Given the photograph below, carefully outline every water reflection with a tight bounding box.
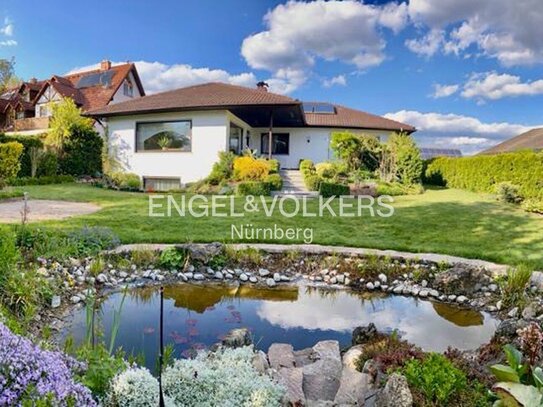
[63,283,498,370]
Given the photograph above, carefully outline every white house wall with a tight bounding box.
[111,71,143,104]
[106,110,229,184]
[249,127,393,169]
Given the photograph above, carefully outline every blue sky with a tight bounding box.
[1,0,543,154]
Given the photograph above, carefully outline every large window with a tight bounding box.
[123,80,134,97]
[229,123,242,154]
[136,121,192,152]
[261,133,289,155]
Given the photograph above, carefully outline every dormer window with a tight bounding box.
[123,79,134,97]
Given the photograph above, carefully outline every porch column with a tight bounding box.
[268,110,274,159]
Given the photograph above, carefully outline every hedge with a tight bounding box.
[0,134,43,177]
[0,142,24,180]
[265,174,283,191]
[6,175,74,186]
[425,151,543,199]
[319,182,350,197]
[236,181,271,196]
[59,126,103,177]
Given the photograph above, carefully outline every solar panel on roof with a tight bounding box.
[76,71,115,88]
[420,147,462,160]
[302,102,335,114]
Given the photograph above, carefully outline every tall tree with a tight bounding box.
[0,58,17,93]
[46,98,94,152]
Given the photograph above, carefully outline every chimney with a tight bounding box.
[100,60,112,71]
[256,81,269,92]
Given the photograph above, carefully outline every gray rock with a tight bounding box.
[214,271,224,280]
[275,367,305,406]
[522,302,539,319]
[184,272,193,279]
[193,273,205,281]
[268,343,296,369]
[178,273,188,282]
[239,273,249,282]
[334,368,372,406]
[489,283,498,292]
[352,324,378,345]
[330,276,338,284]
[266,278,276,287]
[376,373,413,407]
[337,274,345,284]
[393,286,403,294]
[366,282,375,290]
[531,271,543,290]
[281,275,291,282]
[51,295,61,308]
[206,267,215,275]
[508,307,519,318]
[313,340,341,361]
[96,273,108,283]
[221,328,252,348]
[118,271,128,279]
[344,277,351,286]
[70,295,81,304]
[259,268,270,277]
[302,356,342,401]
[496,318,529,338]
[457,295,468,304]
[273,272,281,282]
[342,345,364,371]
[252,350,270,374]
[434,265,488,295]
[378,273,387,283]
[421,279,428,287]
[429,289,439,297]
[293,347,316,367]
[249,276,258,283]
[448,295,457,301]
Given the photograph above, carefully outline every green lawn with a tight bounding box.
[3,183,543,268]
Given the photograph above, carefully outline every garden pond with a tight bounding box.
[62,283,499,370]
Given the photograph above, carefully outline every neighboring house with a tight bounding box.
[480,128,543,155]
[86,82,415,189]
[420,147,462,160]
[0,60,145,135]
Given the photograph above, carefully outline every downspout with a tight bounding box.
[268,110,274,159]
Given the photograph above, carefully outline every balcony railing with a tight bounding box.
[13,117,50,132]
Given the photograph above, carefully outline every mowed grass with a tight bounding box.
[3,183,543,268]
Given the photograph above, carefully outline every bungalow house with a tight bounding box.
[86,82,415,189]
[480,128,543,154]
[0,60,145,135]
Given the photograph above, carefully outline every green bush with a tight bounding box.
[0,141,24,181]
[59,125,103,177]
[426,150,543,199]
[376,181,424,196]
[0,134,43,177]
[37,151,59,177]
[108,172,141,191]
[496,181,523,204]
[265,173,283,191]
[387,132,423,185]
[330,132,382,172]
[315,162,335,179]
[267,159,280,174]
[68,227,120,257]
[304,174,321,191]
[207,151,236,185]
[299,159,314,176]
[159,247,188,269]
[7,175,74,186]
[319,181,350,197]
[402,353,467,405]
[236,181,271,196]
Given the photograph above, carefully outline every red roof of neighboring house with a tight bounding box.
[480,128,543,154]
[86,82,414,132]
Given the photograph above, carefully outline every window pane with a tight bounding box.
[261,133,289,155]
[143,177,181,191]
[136,121,192,152]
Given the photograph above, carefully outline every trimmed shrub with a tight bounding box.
[315,162,335,179]
[0,134,43,177]
[319,181,350,197]
[387,132,423,185]
[265,173,283,191]
[236,181,271,196]
[267,159,280,174]
[207,151,236,185]
[425,151,543,199]
[233,156,270,180]
[7,175,74,186]
[299,159,314,176]
[0,141,23,181]
[495,181,523,204]
[108,172,142,191]
[304,174,321,191]
[59,125,103,177]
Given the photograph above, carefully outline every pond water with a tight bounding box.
[63,284,499,371]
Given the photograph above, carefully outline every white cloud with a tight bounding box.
[406,0,543,65]
[322,74,347,88]
[384,110,541,154]
[461,72,543,101]
[405,29,444,57]
[1,18,13,36]
[241,0,408,83]
[431,83,459,98]
[0,39,16,47]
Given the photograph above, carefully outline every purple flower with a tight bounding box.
[0,323,96,406]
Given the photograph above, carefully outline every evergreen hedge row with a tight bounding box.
[425,151,543,199]
[0,134,44,177]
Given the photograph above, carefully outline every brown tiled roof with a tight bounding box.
[305,103,415,132]
[33,63,145,112]
[480,128,543,154]
[86,82,299,116]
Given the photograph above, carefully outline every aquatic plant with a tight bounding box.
[499,264,533,308]
[0,322,95,406]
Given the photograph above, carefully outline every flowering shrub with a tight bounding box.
[162,346,284,407]
[0,322,95,406]
[106,367,161,407]
[233,156,270,181]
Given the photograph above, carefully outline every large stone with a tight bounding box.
[221,328,252,348]
[252,350,270,374]
[275,367,305,406]
[268,343,296,369]
[531,271,543,290]
[294,347,316,367]
[434,265,487,295]
[342,345,364,371]
[352,323,378,345]
[300,340,343,401]
[334,368,372,405]
[376,373,413,407]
